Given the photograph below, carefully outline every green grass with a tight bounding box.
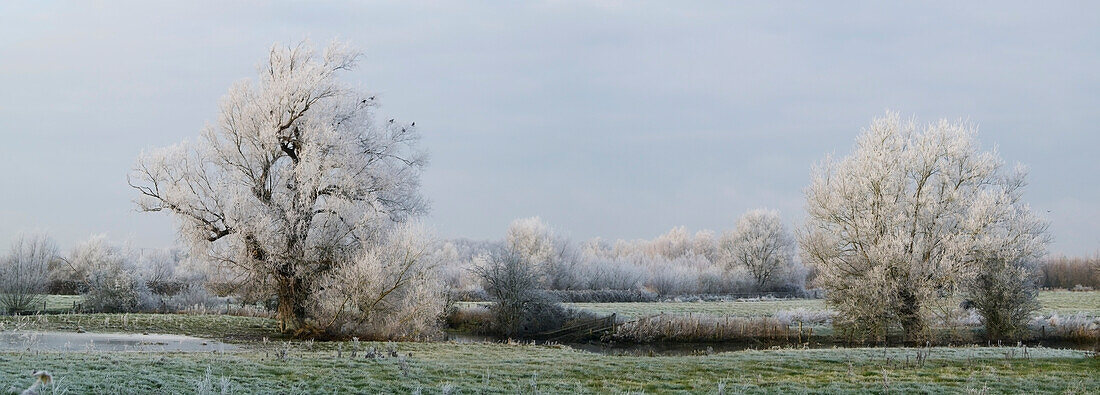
[564,291,1100,319]
[42,295,82,313]
[1036,291,1100,316]
[0,342,1095,394]
[0,303,1095,393]
[0,295,83,314]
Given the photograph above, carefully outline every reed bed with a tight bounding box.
[609,313,822,343]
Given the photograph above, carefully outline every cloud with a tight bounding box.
[1,1,1097,255]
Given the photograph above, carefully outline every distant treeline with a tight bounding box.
[1039,255,1100,290]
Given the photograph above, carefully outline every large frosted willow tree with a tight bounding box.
[130,41,426,335]
[800,113,1048,342]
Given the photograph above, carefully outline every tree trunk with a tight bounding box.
[275,275,313,337]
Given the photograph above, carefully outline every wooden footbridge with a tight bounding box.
[534,313,620,342]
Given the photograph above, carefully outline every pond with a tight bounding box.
[0,331,236,352]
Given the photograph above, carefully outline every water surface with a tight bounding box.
[0,331,235,352]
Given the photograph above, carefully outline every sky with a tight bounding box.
[1,1,1098,255]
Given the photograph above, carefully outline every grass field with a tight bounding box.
[566,291,1100,319]
[0,293,1095,393]
[38,291,1100,319]
[1,338,1096,393]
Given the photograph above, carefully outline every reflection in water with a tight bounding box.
[0,331,235,352]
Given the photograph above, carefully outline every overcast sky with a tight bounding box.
[1,1,1098,255]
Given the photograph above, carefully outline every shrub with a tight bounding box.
[310,224,448,340]
[967,256,1040,341]
[474,247,572,337]
[0,234,57,314]
[68,235,148,313]
[85,265,144,313]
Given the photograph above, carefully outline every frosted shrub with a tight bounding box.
[0,234,56,314]
[968,255,1040,340]
[475,247,571,336]
[69,235,146,313]
[86,267,145,313]
[311,224,447,340]
[166,282,222,312]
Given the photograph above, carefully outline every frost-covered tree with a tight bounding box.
[505,217,582,290]
[721,209,796,291]
[800,113,1048,341]
[0,234,57,313]
[506,217,556,268]
[647,226,693,259]
[129,41,426,334]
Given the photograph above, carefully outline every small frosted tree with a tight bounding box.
[800,113,1048,342]
[0,234,57,314]
[129,41,427,335]
[721,209,797,291]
